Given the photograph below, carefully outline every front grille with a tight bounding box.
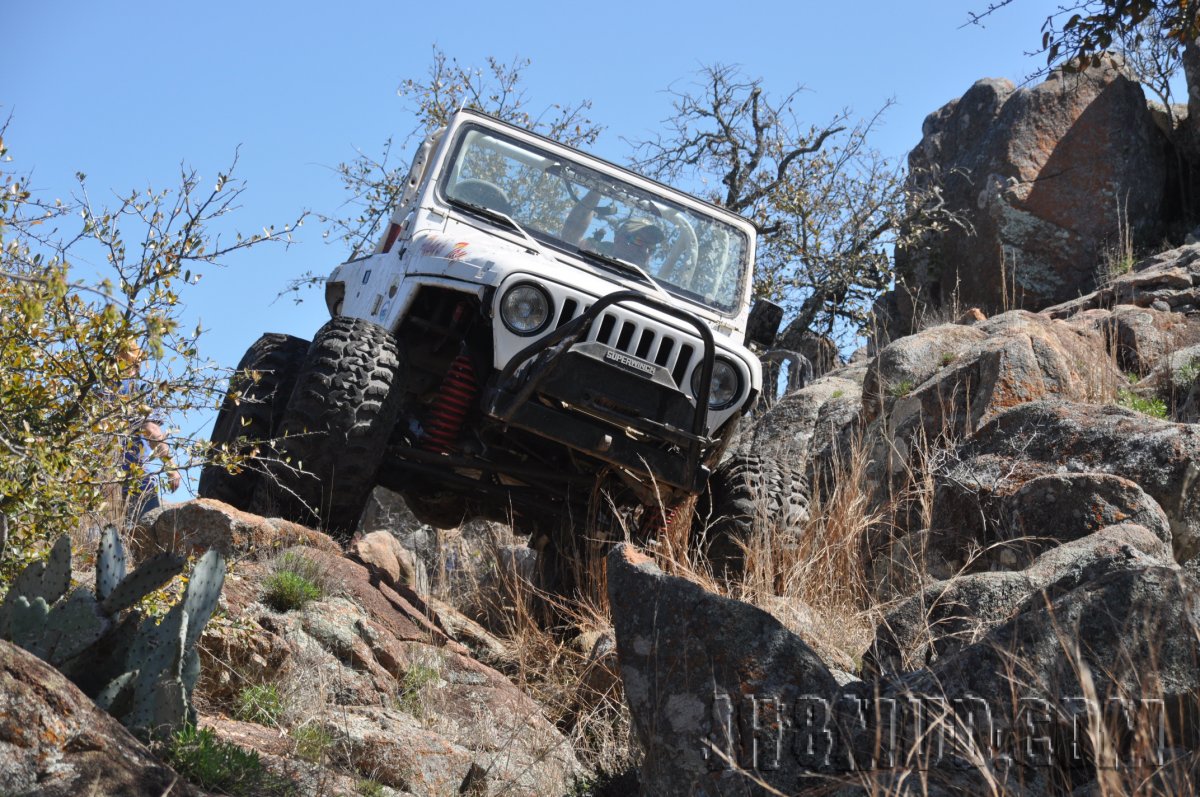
[554,299,700,388]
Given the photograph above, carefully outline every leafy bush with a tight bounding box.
[0,126,300,582]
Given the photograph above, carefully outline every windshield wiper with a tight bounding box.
[446,197,542,252]
[576,247,672,299]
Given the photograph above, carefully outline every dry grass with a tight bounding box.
[1097,192,1137,290]
[424,430,895,783]
[723,434,880,664]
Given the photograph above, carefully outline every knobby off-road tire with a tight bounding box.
[694,453,810,579]
[198,333,310,510]
[254,317,403,540]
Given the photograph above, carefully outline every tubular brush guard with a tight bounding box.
[485,290,718,492]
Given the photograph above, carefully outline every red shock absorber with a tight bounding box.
[421,351,479,454]
[645,502,683,537]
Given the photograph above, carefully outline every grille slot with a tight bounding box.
[616,321,636,351]
[672,344,695,386]
[655,337,674,366]
[557,298,579,328]
[636,329,655,360]
[597,313,616,344]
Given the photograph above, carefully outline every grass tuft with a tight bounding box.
[234,683,285,727]
[396,662,441,717]
[262,551,325,612]
[291,723,335,764]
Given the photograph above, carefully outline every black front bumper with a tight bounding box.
[484,291,717,493]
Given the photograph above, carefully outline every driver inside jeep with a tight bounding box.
[610,218,666,266]
[561,190,666,268]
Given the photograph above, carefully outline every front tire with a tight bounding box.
[199,333,310,510]
[255,317,403,540]
[692,453,809,579]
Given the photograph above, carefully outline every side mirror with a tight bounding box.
[745,299,783,348]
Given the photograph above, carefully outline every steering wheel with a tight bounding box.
[451,179,513,216]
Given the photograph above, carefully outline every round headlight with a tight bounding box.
[500,283,552,336]
[692,358,742,410]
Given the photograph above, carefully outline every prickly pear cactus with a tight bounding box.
[92,550,225,738]
[0,530,227,740]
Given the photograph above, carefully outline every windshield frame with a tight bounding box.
[433,119,753,316]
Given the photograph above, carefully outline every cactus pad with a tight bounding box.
[100,552,185,615]
[96,671,135,714]
[96,526,127,601]
[182,550,225,650]
[40,535,73,605]
[9,596,51,658]
[44,587,110,666]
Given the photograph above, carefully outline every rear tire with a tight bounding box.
[254,317,403,540]
[199,333,310,510]
[693,453,809,578]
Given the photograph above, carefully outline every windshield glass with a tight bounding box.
[439,124,749,313]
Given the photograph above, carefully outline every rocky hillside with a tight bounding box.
[7,59,1200,797]
[619,249,1200,793]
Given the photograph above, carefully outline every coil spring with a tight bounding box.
[421,352,479,454]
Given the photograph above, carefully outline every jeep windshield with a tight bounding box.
[439,124,750,314]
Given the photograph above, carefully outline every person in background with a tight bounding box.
[116,343,181,522]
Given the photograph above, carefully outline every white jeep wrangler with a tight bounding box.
[200,109,795,574]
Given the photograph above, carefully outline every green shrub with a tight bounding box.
[1176,357,1200,388]
[887,379,914,399]
[0,130,295,583]
[262,552,324,612]
[164,724,292,796]
[356,779,386,797]
[234,683,285,727]
[1117,389,1168,419]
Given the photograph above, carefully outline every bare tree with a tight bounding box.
[632,64,953,341]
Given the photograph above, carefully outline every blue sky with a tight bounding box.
[7,1,1058,496]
